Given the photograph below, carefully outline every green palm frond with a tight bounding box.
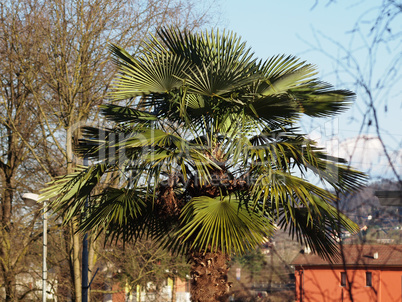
[257,55,317,96]
[245,95,301,125]
[251,170,336,210]
[42,163,107,221]
[176,195,274,254]
[291,83,355,117]
[158,28,256,72]
[110,44,190,100]
[100,104,158,123]
[245,129,367,193]
[158,28,260,97]
[277,196,359,262]
[79,187,147,236]
[80,187,177,244]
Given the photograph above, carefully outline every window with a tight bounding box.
[366,272,372,287]
[341,272,346,287]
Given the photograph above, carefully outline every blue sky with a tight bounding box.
[220,0,402,181]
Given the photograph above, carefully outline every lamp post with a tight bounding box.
[22,193,47,302]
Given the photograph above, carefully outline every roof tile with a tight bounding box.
[292,245,402,267]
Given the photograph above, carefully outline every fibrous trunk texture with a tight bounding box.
[189,251,231,302]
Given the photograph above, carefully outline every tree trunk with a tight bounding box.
[2,177,13,229]
[66,127,82,302]
[72,221,82,302]
[4,273,16,302]
[1,173,16,301]
[189,251,231,302]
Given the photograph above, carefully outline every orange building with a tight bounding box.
[292,245,402,302]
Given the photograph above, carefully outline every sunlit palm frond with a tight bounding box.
[251,169,336,210]
[158,28,260,97]
[176,195,274,254]
[277,196,359,262]
[257,55,317,96]
[110,44,190,100]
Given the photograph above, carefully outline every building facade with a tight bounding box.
[292,245,402,302]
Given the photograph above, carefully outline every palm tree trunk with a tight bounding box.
[189,251,231,302]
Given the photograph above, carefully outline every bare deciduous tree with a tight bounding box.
[0,1,49,300]
[308,0,402,184]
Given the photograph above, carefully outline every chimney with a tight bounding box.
[373,252,379,259]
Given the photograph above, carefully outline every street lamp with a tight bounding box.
[22,193,47,302]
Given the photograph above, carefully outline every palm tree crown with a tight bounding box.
[44,28,366,262]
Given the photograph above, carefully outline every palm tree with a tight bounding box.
[43,28,366,301]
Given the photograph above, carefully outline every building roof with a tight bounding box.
[292,245,402,267]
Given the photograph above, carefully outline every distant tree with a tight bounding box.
[99,239,189,299]
[236,249,266,274]
[234,248,266,283]
[44,28,366,301]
